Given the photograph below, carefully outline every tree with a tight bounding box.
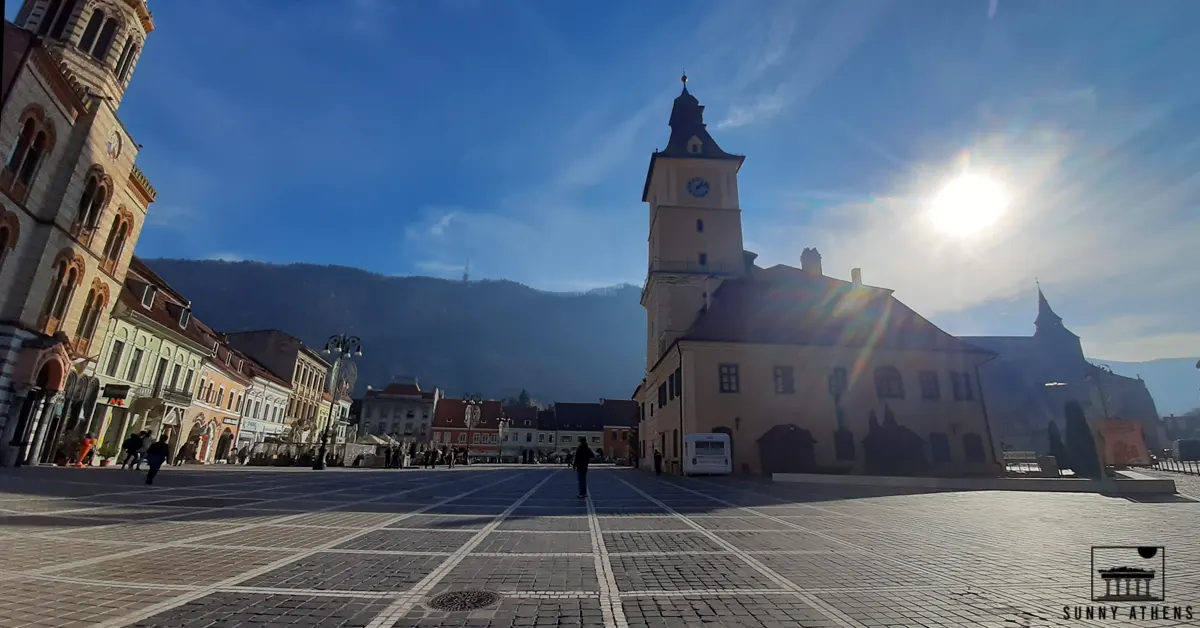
[517,389,532,407]
[1063,401,1103,478]
[1047,421,1070,469]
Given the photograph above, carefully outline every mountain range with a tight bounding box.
[143,259,1199,415]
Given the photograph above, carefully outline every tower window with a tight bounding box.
[37,0,65,36]
[698,253,707,266]
[47,0,77,39]
[114,36,136,80]
[78,9,105,53]
[92,17,119,61]
[696,219,704,233]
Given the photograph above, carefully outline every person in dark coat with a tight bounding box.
[653,449,663,476]
[573,437,594,498]
[145,435,171,485]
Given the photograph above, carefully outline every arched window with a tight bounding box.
[114,37,139,81]
[75,173,108,239]
[100,213,131,272]
[38,0,64,36]
[4,112,52,200]
[92,17,120,61]
[41,256,82,334]
[74,284,107,351]
[78,8,105,53]
[48,0,78,39]
[873,366,905,399]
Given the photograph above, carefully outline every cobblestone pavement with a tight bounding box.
[0,465,1197,627]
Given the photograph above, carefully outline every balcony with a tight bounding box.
[146,384,193,406]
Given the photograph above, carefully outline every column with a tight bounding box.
[25,392,63,465]
[0,386,33,467]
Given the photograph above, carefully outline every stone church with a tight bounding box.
[0,0,156,465]
[633,77,1003,478]
[962,289,1163,454]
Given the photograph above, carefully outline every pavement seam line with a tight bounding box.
[363,470,559,628]
[612,473,866,628]
[93,470,522,628]
[26,472,473,575]
[586,489,628,628]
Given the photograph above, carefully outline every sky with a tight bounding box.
[13,0,1198,362]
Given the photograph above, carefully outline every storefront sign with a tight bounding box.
[223,417,238,425]
[101,383,131,406]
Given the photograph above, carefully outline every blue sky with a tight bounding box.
[15,0,1198,362]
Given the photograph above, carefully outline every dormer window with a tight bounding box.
[179,308,191,329]
[141,285,156,308]
[224,351,232,366]
[687,136,703,154]
[211,342,219,357]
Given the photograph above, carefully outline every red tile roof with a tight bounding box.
[433,398,506,429]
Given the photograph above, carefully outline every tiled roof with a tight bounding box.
[601,399,638,428]
[554,402,604,431]
[537,409,557,431]
[683,271,992,355]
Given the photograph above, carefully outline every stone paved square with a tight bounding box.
[243,551,446,591]
[603,530,726,554]
[472,530,593,553]
[436,556,600,592]
[0,465,1197,627]
[129,592,391,628]
[335,529,477,552]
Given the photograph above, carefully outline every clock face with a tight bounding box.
[686,177,710,198]
[105,131,122,160]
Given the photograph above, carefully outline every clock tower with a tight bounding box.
[641,75,747,369]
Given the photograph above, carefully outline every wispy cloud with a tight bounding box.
[716,0,890,129]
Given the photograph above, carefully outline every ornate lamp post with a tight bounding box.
[313,334,361,471]
[463,394,481,465]
[497,416,512,463]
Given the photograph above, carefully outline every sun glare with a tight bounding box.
[929,174,1008,237]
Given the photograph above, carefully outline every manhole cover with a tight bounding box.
[427,590,501,611]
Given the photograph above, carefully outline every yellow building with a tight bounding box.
[633,78,1002,478]
[185,337,251,464]
[0,3,157,466]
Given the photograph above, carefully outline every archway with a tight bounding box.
[757,424,817,476]
[215,428,234,462]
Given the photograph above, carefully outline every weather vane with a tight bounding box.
[681,69,688,85]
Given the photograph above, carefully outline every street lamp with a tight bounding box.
[313,334,362,470]
[463,394,481,465]
[497,416,512,462]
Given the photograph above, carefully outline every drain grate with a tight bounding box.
[427,590,502,611]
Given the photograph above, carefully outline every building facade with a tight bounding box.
[224,329,330,440]
[633,79,1002,477]
[431,398,502,462]
[0,2,157,466]
[535,408,557,460]
[499,405,537,462]
[361,379,439,444]
[963,289,1164,454]
[236,358,291,451]
[553,402,604,459]
[185,340,251,463]
[601,398,638,462]
[88,258,206,461]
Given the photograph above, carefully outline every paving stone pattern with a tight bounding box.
[0,466,1198,627]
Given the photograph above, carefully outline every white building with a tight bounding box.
[236,358,292,451]
[361,378,440,444]
[499,405,538,462]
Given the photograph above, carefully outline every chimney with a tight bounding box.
[851,268,862,285]
[800,248,823,276]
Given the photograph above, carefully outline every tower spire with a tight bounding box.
[1035,284,1063,329]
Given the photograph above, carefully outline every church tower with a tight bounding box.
[13,0,154,107]
[1033,286,1085,364]
[641,75,746,368]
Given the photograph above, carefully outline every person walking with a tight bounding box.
[75,433,96,467]
[653,449,663,477]
[134,431,152,470]
[144,435,170,485]
[573,437,594,499]
[120,432,141,469]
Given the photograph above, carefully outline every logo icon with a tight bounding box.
[1091,546,1165,602]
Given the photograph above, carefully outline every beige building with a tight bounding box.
[224,330,330,440]
[361,378,439,444]
[0,2,156,466]
[633,78,1002,478]
[186,338,251,463]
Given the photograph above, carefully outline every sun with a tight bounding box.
[929,174,1009,237]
